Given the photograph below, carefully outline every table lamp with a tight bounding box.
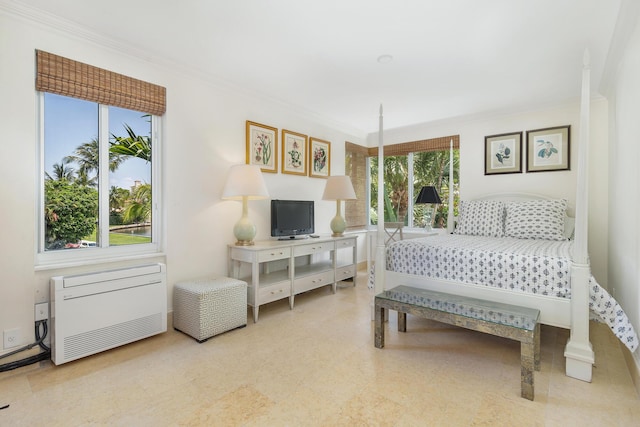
[415,186,441,231]
[322,175,356,237]
[222,164,269,245]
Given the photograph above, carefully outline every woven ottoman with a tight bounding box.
[173,277,247,342]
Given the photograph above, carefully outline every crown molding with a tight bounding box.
[0,0,367,139]
[0,0,154,62]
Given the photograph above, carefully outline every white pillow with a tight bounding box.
[454,200,505,237]
[505,199,568,241]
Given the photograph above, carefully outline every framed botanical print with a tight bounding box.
[526,125,570,172]
[281,129,308,175]
[484,131,522,175]
[246,121,277,173]
[309,137,330,178]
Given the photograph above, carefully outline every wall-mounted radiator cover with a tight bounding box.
[50,263,167,365]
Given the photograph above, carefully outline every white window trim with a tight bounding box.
[35,92,164,270]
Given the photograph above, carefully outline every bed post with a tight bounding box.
[564,49,595,382]
[447,139,455,233]
[374,104,386,297]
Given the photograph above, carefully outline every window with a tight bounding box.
[35,50,165,266]
[346,136,459,230]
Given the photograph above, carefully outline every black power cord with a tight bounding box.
[35,319,50,352]
[0,319,51,373]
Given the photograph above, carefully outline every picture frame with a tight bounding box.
[309,137,331,178]
[281,129,308,175]
[246,121,277,173]
[526,125,570,172]
[484,131,522,175]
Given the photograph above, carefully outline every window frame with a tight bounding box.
[363,138,459,231]
[344,141,369,230]
[35,92,164,269]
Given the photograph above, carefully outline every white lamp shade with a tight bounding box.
[222,164,269,200]
[322,175,356,200]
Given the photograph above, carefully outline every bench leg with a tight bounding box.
[375,303,385,349]
[398,311,407,332]
[533,323,540,371]
[521,340,535,400]
[534,323,541,371]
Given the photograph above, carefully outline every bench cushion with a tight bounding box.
[383,285,539,330]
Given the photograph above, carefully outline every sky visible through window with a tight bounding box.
[44,93,151,190]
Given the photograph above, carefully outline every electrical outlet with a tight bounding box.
[35,302,49,321]
[3,328,21,349]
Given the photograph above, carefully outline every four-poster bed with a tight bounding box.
[372,51,638,382]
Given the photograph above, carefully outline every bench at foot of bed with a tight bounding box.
[374,285,541,401]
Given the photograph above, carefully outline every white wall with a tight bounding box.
[609,14,640,365]
[0,10,365,354]
[367,99,610,285]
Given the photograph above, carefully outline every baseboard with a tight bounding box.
[620,341,640,398]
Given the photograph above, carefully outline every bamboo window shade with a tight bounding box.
[366,135,459,156]
[35,50,166,116]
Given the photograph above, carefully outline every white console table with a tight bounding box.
[228,235,358,322]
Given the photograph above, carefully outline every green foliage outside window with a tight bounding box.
[370,150,459,228]
[44,179,98,249]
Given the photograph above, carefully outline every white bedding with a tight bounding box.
[373,234,638,352]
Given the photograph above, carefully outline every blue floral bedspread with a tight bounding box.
[371,234,638,352]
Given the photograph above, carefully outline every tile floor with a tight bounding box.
[1,273,639,426]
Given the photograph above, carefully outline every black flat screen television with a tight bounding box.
[271,200,314,239]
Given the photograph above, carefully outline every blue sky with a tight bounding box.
[44,93,151,190]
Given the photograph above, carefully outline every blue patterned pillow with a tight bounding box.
[505,199,568,240]
[454,200,505,237]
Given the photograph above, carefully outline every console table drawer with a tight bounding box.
[258,282,291,305]
[336,238,356,249]
[295,270,334,294]
[294,242,333,257]
[258,247,291,262]
[336,265,355,280]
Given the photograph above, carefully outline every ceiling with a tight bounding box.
[8,0,622,134]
